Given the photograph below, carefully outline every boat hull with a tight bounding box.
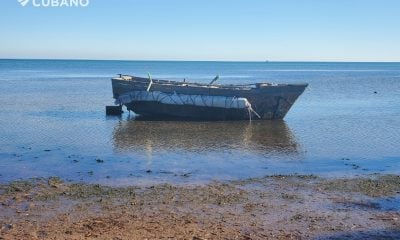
[111,76,307,120]
[126,101,251,120]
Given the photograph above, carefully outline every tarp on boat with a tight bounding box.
[116,90,252,109]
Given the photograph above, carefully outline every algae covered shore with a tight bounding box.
[1,174,399,239]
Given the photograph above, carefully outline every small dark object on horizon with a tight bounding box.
[96,159,104,163]
[106,105,123,115]
[374,91,378,94]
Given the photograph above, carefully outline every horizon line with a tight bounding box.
[1,57,400,63]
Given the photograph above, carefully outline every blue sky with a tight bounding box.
[0,0,399,61]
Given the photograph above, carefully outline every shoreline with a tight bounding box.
[1,174,399,239]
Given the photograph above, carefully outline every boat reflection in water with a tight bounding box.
[112,117,300,158]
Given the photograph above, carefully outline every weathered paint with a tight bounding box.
[111,76,308,120]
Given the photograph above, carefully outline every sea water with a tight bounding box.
[0,60,399,185]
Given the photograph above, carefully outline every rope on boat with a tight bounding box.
[146,73,153,92]
[248,106,261,121]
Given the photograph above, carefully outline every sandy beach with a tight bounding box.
[1,174,399,239]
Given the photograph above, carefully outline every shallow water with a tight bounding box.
[0,60,399,185]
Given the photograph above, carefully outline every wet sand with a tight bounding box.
[0,174,399,239]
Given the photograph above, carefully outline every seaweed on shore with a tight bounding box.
[2,180,35,194]
[322,174,400,197]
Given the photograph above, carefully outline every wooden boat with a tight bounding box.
[111,74,307,120]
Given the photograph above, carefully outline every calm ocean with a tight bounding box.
[0,59,399,185]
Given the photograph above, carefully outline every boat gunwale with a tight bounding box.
[112,75,309,90]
